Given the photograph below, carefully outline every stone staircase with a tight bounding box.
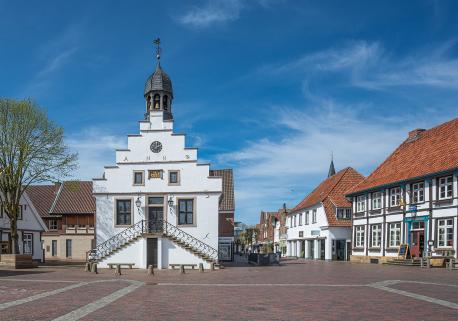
[86,219,219,265]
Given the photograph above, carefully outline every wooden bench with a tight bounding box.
[107,263,135,269]
[169,264,198,270]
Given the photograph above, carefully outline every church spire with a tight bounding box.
[328,152,336,177]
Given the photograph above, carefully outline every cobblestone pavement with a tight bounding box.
[0,260,457,321]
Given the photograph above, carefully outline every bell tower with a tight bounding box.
[144,38,173,120]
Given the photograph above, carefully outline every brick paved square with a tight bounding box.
[1,260,457,321]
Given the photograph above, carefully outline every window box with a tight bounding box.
[369,209,382,215]
[368,247,381,251]
[388,206,401,211]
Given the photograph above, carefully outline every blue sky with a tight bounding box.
[1,0,458,224]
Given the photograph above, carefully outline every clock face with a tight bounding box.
[150,141,162,153]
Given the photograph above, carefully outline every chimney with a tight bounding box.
[408,128,425,141]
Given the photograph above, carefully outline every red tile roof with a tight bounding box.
[25,185,60,218]
[347,118,458,195]
[51,181,95,215]
[291,167,365,227]
[209,169,235,212]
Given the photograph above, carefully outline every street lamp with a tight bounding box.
[135,196,142,209]
[168,196,174,208]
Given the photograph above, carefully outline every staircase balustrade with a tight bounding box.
[86,219,218,263]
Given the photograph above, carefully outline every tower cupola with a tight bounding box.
[144,38,173,120]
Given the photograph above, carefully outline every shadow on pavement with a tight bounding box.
[0,269,50,278]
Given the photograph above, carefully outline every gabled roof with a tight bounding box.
[347,118,458,196]
[291,167,365,227]
[24,185,60,218]
[209,169,235,212]
[51,181,95,215]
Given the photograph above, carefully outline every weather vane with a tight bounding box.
[153,38,161,61]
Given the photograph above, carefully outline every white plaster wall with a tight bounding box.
[0,194,45,261]
[93,110,222,267]
[98,237,145,268]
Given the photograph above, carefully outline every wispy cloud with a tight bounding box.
[178,0,244,28]
[216,98,454,222]
[258,40,458,90]
[66,127,126,180]
[177,0,283,28]
[22,23,84,97]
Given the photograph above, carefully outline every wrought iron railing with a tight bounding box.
[86,220,218,263]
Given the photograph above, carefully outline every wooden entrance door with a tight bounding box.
[410,230,425,258]
[147,196,164,233]
[146,238,158,268]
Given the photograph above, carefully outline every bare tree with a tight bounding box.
[0,99,77,254]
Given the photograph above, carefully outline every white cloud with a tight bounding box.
[66,127,126,180]
[178,0,244,28]
[177,0,284,28]
[217,99,453,223]
[260,40,458,90]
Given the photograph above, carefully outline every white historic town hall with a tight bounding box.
[89,42,230,269]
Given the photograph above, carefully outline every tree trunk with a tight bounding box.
[10,218,20,254]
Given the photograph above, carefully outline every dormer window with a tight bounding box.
[336,208,351,219]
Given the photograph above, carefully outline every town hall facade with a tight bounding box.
[90,45,229,269]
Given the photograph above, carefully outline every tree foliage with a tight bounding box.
[0,99,77,253]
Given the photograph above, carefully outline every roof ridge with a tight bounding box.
[325,167,352,200]
[49,183,63,214]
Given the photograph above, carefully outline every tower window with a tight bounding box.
[163,95,168,111]
[153,94,160,109]
[147,95,152,111]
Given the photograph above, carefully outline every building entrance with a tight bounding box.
[147,197,164,233]
[335,240,346,261]
[410,230,425,258]
[146,238,158,268]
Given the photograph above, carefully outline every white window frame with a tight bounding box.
[411,182,424,204]
[372,192,382,210]
[388,222,401,247]
[23,233,33,255]
[356,195,366,213]
[312,209,317,223]
[438,176,453,200]
[298,213,302,226]
[437,218,454,248]
[390,187,401,207]
[305,211,309,225]
[370,224,381,248]
[355,226,365,248]
[49,219,58,231]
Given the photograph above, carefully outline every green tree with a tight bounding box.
[241,227,259,250]
[0,99,77,254]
